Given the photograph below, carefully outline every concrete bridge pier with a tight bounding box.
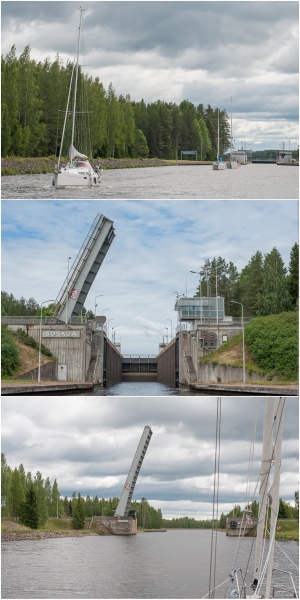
[91,516,137,535]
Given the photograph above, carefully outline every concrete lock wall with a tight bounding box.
[93,516,137,535]
[197,362,270,384]
[21,324,91,382]
[178,330,192,385]
[17,360,57,381]
[157,339,176,387]
[105,338,123,386]
[178,326,244,384]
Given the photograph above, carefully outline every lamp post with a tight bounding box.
[190,270,202,323]
[230,300,245,383]
[112,326,117,343]
[165,327,168,344]
[107,319,113,339]
[215,263,218,326]
[95,294,103,317]
[167,319,172,340]
[102,309,109,315]
[66,256,72,325]
[38,299,55,383]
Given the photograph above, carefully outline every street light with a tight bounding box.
[190,270,202,323]
[230,300,245,383]
[167,319,172,340]
[95,294,103,317]
[112,326,117,343]
[102,308,109,315]
[107,319,114,339]
[66,256,72,325]
[165,327,168,344]
[38,299,55,383]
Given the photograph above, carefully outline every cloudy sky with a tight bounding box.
[1,1,298,150]
[1,396,298,519]
[1,199,298,354]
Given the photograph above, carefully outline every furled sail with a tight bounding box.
[68,144,88,161]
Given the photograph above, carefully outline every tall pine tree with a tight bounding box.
[260,248,292,315]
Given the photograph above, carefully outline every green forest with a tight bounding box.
[1,45,230,161]
[192,243,298,317]
[1,454,162,530]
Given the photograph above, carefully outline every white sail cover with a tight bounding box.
[68,144,88,161]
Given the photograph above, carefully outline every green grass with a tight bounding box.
[275,520,299,541]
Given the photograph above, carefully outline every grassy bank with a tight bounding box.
[1,325,55,381]
[199,311,298,383]
[246,520,299,541]
[1,156,175,175]
[1,518,100,541]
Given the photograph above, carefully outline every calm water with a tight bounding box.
[2,530,298,598]
[81,382,197,396]
[1,164,298,199]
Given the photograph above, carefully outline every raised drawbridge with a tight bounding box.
[51,214,115,323]
[114,425,153,517]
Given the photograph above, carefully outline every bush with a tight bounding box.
[1,325,21,376]
[244,312,298,380]
[14,329,54,359]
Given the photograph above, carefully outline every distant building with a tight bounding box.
[175,296,225,323]
[230,149,252,164]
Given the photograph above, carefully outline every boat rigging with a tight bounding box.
[53,6,101,189]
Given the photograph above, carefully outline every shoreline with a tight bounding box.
[1,530,99,542]
[1,156,177,176]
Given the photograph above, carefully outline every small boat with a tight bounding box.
[53,7,101,189]
[212,110,226,170]
[227,97,241,169]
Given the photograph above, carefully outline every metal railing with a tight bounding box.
[51,214,106,319]
[1,315,89,325]
[176,317,252,333]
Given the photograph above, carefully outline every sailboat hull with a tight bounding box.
[212,161,226,170]
[53,168,101,189]
[228,160,241,169]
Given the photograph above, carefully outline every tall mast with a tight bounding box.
[230,96,233,156]
[265,397,285,598]
[253,397,275,583]
[217,110,220,160]
[71,6,84,163]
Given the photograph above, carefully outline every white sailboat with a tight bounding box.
[227,97,241,169]
[212,110,226,170]
[53,7,101,189]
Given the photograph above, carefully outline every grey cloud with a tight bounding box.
[1,1,298,143]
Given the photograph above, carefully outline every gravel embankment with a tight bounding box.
[1,157,173,175]
[2,531,98,542]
